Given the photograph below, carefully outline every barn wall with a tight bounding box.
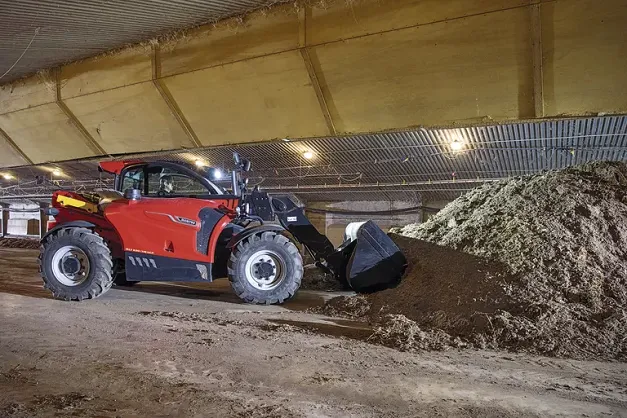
[0,0,625,168]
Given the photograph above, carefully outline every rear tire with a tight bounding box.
[228,232,302,304]
[39,228,113,301]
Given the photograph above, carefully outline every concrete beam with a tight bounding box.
[151,44,202,148]
[0,125,33,165]
[298,5,337,135]
[300,53,337,135]
[55,70,107,156]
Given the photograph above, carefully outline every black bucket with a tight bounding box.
[343,221,407,292]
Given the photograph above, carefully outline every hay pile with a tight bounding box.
[327,162,627,360]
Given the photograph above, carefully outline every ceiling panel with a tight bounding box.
[0,0,286,83]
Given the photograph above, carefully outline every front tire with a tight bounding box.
[228,232,302,304]
[39,228,113,301]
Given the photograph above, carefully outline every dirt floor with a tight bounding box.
[1,248,627,417]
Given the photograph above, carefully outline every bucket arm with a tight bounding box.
[246,189,407,291]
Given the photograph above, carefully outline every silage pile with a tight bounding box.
[326,162,627,360]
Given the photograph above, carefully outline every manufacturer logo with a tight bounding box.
[287,216,297,222]
[175,216,197,226]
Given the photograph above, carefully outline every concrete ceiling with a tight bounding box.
[1,0,626,170]
[0,0,284,83]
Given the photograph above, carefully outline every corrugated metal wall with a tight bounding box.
[1,116,626,202]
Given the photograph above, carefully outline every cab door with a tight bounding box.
[105,163,234,282]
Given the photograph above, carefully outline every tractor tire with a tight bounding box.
[227,231,302,304]
[39,227,113,301]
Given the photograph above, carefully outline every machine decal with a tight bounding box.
[175,216,197,226]
[124,252,213,282]
[145,211,198,227]
[125,248,155,255]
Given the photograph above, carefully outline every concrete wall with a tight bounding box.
[3,202,41,237]
[1,0,626,168]
[307,200,422,246]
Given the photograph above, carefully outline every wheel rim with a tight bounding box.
[244,250,286,290]
[51,245,90,286]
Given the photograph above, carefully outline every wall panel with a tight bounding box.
[543,0,627,115]
[313,7,534,133]
[65,82,193,154]
[159,4,299,77]
[163,50,329,146]
[0,104,95,163]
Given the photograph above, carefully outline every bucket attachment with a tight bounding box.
[261,193,407,293]
[333,221,407,292]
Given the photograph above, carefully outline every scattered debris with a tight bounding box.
[0,238,39,250]
[34,392,92,410]
[368,314,464,352]
[300,266,345,291]
[312,295,371,318]
[137,310,244,326]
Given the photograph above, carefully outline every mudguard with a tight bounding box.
[226,224,286,249]
[41,221,96,242]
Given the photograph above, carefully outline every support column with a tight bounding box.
[531,2,544,118]
[298,6,337,136]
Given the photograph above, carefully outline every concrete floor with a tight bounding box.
[1,247,626,418]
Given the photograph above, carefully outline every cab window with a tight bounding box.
[120,167,144,193]
[146,166,211,197]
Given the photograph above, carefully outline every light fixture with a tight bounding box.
[281,138,291,142]
[194,159,205,167]
[302,151,314,160]
[450,139,465,152]
[52,169,62,177]
[1,173,13,180]
[212,168,223,180]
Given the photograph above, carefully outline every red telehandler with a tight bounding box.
[39,153,406,304]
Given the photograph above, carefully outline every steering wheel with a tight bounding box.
[157,190,167,197]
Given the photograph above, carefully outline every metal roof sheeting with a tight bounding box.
[0,0,284,83]
[1,116,627,203]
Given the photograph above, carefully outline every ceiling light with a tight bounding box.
[450,139,465,152]
[303,151,314,160]
[282,138,291,142]
[52,169,62,177]
[212,169,223,180]
[195,160,205,167]
[1,173,13,180]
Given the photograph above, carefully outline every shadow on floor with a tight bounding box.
[114,280,333,312]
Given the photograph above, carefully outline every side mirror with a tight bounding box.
[233,152,241,165]
[243,159,251,172]
[124,188,142,200]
